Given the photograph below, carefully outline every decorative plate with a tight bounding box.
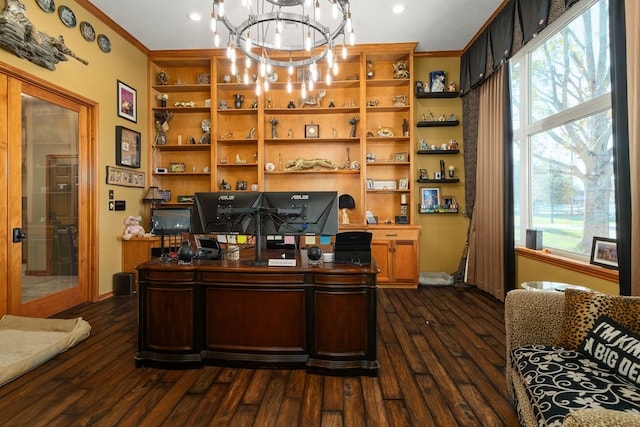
[267,71,279,83]
[80,22,95,42]
[58,5,76,28]
[97,34,112,53]
[36,0,55,13]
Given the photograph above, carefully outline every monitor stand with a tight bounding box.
[241,210,268,266]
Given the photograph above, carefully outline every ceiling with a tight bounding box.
[87,0,504,53]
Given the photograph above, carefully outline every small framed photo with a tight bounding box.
[297,69,312,82]
[399,178,409,190]
[115,126,141,168]
[117,80,137,122]
[170,162,186,173]
[442,195,455,207]
[590,237,618,270]
[419,168,428,180]
[305,123,319,138]
[394,152,408,162]
[421,187,440,208]
[106,165,145,188]
[366,178,374,190]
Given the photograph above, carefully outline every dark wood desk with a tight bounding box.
[135,251,379,376]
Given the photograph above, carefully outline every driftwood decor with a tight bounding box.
[0,0,88,70]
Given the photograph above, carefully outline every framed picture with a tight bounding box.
[117,80,137,122]
[297,69,311,82]
[421,187,440,208]
[419,168,428,180]
[305,123,319,138]
[106,165,145,188]
[442,195,455,207]
[399,178,409,189]
[115,126,141,168]
[170,162,186,173]
[366,178,374,189]
[394,152,408,162]
[589,237,618,270]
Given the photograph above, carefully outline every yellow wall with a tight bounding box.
[0,0,148,297]
[413,56,468,275]
[516,256,619,295]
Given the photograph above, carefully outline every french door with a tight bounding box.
[3,74,96,317]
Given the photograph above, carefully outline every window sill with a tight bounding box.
[515,247,619,283]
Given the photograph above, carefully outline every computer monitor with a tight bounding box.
[150,207,192,235]
[191,192,261,235]
[261,191,339,236]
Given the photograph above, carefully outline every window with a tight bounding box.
[511,0,614,259]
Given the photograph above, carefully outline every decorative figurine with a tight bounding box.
[448,81,457,92]
[218,100,230,110]
[122,215,146,240]
[220,179,232,190]
[233,94,245,109]
[157,70,169,85]
[328,99,335,108]
[156,93,168,107]
[377,126,394,137]
[332,128,337,138]
[366,60,375,79]
[269,117,279,139]
[223,73,231,83]
[199,119,211,144]
[392,95,407,106]
[246,127,256,139]
[392,60,409,79]
[234,153,247,164]
[338,194,355,225]
[287,99,296,108]
[288,128,293,139]
[298,90,326,108]
[402,119,409,136]
[348,115,359,138]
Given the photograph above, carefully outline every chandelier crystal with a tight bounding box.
[212,0,355,89]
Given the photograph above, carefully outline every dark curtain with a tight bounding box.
[469,30,489,88]
[567,0,581,7]
[459,51,471,95]
[517,0,551,44]
[490,0,516,70]
[610,0,631,295]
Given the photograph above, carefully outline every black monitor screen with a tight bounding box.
[150,207,192,234]
[191,192,262,234]
[261,191,339,236]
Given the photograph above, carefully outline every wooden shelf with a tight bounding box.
[264,107,360,115]
[417,149,459,155]
[417,178,460,184]
[417,120,459,127]
[152,84,210,93]
[265,169,359,175]
[153,144,211,151]
[264,137,358,144]
[416,91,459,99]
[153,107,210,113]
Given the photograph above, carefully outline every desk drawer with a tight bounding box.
[142,270,196,282]
[369,228,419,241]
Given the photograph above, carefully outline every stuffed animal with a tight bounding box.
[122,215,146,240]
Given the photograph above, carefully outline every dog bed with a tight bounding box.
[0,314,91,387]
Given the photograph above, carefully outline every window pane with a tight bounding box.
[513,139,520,240]
[530,0,610,122]
[529,110,615,256]
[511,61,520,130]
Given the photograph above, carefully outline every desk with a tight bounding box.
[521,281,593,292]
[135,251,379,376]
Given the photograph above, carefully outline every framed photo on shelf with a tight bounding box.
[115,126,141,168]
[589,237,618,270]
[421,187,440,208]
[366,178,374,190]
[305,123,319,138]
[442,195,455,207]
[106,165,145,188]
[399,178,409,190]
[117,80,137,122]
[394,152,408,162]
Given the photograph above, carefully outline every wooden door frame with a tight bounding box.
[0,63,99,317]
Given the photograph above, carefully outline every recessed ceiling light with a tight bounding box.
[188,12,202,22]
[392,4,405,14]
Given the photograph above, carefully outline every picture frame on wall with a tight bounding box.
[115,126,141,168]
[117,80,137,122]
[589,237,618,270]
[421,187,440,208]
[106,165,145,188]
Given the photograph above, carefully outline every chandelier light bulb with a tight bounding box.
[214,29,220,47]
[315,0,320,19]
[305,29,312,52]
[245,55,251,69]
[260,56,267,77]
[245,32,252,52]
[287,76,292,93]
[333,61,339,75]
[275,28,281,49]
[308,77,314,91]
[332,0,339,19]
[244,68,249,84]
[342,43,347,60]
[327,48,333,68]
[230,61,237,76]
[305,0,312,7]
[325,68,332,85]
[218,0,225,17]
[346,12,352,33]
[241,0,248,7]
[349,30,355,46]
[255,78,261,96]
[226,44,232,59]
[264,79,270,92]
[288,58,294,75]
[210,12,217,32]
[301,81,307,99]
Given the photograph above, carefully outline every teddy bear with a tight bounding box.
[122,215,146,240]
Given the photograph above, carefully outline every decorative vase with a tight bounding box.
[160,100,167,107]
[233,94,245,109]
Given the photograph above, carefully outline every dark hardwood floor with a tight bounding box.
[0,285,519,426]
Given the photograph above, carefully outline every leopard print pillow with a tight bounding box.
[555,289,640,350]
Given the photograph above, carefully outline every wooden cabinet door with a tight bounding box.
[393,240,418,284]
[371,240,392,284]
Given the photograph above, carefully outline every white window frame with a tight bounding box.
[511,0,612,259]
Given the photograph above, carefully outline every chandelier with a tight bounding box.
[211,0,355,94]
